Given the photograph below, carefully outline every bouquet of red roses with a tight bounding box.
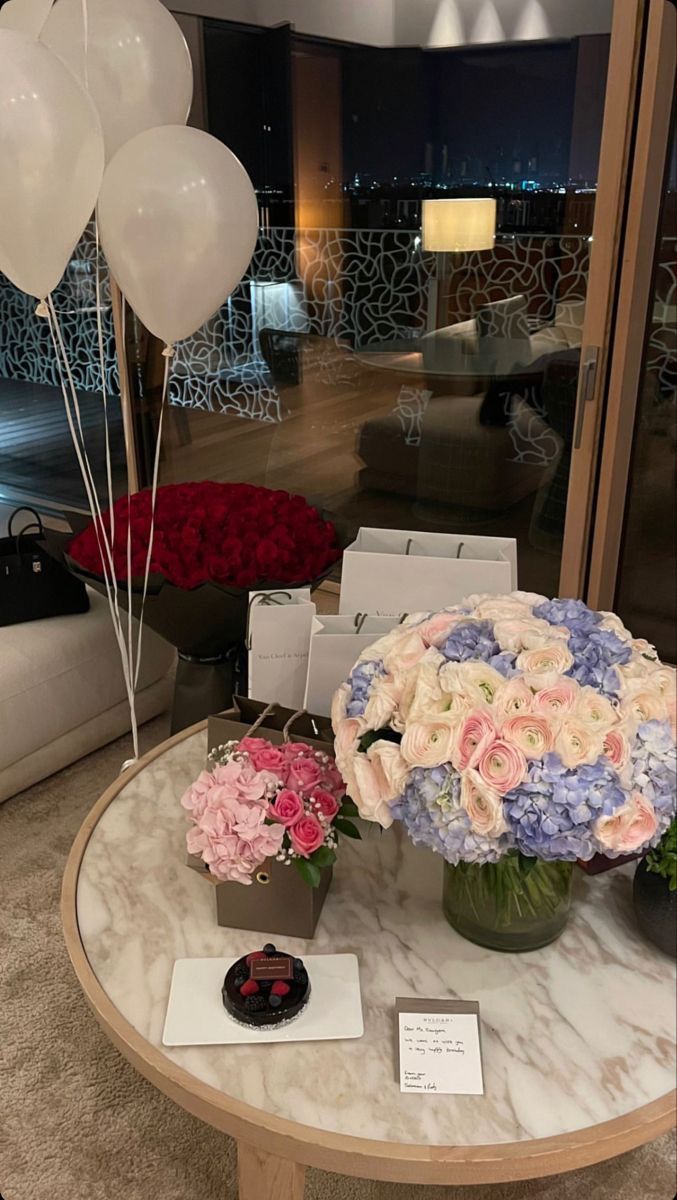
[61,482,342,727]
[69,482,340,592]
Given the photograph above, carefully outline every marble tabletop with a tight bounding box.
[75,729,676,1150]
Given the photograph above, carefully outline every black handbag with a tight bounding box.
[0,507,90,628]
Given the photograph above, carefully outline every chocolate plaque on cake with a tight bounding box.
[250,955,293,981]
[222,942,310,1028]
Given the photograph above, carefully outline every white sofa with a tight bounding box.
[0,587,175,802]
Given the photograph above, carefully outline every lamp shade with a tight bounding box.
[422,198,496,252]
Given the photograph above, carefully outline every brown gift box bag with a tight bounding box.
[187,697,335,939]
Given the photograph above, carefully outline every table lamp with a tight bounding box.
[422,197,496,330]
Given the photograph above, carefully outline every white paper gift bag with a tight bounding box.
[339,528,517,617]
[247,589,316,709]
[303,614,402,718]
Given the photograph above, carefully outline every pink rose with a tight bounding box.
[401,715,456,768]
[286,756,322,793]
[311,788,340,820]
[290,813,326,858]
[281,741,312,760]
[603,729,631,772]
[501,714,554,759]
[367,740,410,799]
[595,792,658,854]
[248,744,285,772]
[476,739,527,795]
[451,710,497,771]
[352,753,394,827]
[460,769,507,837]
[270,788,305,826]
[238,736,270,756]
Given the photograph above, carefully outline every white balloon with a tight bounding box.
[42,0,193,162]
[98,126,259,346]
[0,29,104,299]
[0,0,53,37]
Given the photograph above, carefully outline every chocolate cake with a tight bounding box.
[222,943,310,1028]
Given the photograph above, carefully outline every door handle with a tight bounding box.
[573,346,600,449]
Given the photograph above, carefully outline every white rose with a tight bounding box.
[363,677,400,729]
[555,719,604,768]
[493,616,566,654]
[474,598,534,622]
[517,643,575,675]
[460,769,507,837]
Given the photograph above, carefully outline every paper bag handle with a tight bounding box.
[245,702,279,737]
[282,708,321,742]
[405,537,465,559]
[246,590,293,650]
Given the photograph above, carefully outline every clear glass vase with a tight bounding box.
[443,855,574,952]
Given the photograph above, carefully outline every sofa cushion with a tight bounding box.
[0,588,175,773]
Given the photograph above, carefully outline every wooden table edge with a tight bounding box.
[61,721,677,1187]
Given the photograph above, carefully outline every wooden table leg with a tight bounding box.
[237,1141,306,1200]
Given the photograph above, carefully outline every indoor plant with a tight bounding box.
[181,734,360,937]
[332,592,676,951]
[633,818,676,956]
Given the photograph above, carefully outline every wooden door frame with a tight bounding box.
[559,0,649,598]
[586,0,676,609]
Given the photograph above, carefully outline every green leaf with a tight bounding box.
[334,817,361,839]
[340,799,360,818]
[295,857,322,888]
[311,846,336,868]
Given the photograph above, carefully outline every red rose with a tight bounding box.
[290,814,325,858]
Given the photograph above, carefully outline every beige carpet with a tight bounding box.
[0,717,674,1200]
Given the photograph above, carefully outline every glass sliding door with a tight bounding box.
[586,0,676,659]
[145,1,644,598]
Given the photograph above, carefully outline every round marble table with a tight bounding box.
[62,725,676,1199]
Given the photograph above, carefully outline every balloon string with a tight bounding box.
[133,351,170,690]
[44,295,140,763]
[81,0,90,92]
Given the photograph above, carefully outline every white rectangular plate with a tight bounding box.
[162,954,364,1046]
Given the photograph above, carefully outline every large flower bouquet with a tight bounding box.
[332,593,676,944]
[181,737,360,888]
[333,592,676,858]
[62,482,342,726]
[69,482,341,592]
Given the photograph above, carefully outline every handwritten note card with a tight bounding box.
[396,999,484,1096]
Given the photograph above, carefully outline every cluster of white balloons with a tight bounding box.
[0,0,259,345]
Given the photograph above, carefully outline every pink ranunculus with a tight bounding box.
[460,769,507,837]
[290,813,326,858]
[594,792,658,854]
[367,740,410,799]
[270,788,305,826]
[476,739,527,795]
[334,716,363,763]
[555,719,604,768]
[603,728,631,773]
[311,788,340,820]
[501,714,554,759]
[416,610,465,647]
[401,715,457,768]
[286,756,322,793]
[532,677,579,716]
[451,710,497,771]
[494,677,534,717]
[517,643,574,676]
[247,744,285,773]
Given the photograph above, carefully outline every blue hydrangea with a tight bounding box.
[534,597,630,697]
[565,627,631,697]
[391,764,515,866]
[345,659,387,718]
[441,619,518,678]
[534,597,602,632]
[503,753,626,861]
[630,720,676,834]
